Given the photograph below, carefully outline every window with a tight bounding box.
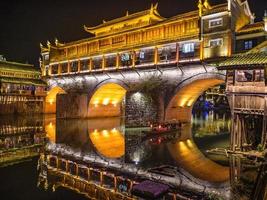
[105,54,116,68]
[80,59,89,71]
[92,57,102,70]
[158,44,177,63]
[236,70,253,82]
[182,43,194,53]
[209,38,223,47]
[120,52,132,67]
[244,40,253,50]
[61,63,68,73]
[136,48,154,65]
[209,18,223,28]
[70,61,78,72]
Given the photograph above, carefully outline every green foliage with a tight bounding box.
[257,144,263,152]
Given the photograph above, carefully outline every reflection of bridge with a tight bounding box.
[40,0,258,125]
[45,117,230,186]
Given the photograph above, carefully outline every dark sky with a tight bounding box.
[0,0,266,66]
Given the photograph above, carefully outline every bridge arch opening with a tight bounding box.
[165,78,225,122]
[88,82,127,118]
[45,86,66,113]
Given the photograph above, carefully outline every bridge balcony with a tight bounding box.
[45,43,201,77]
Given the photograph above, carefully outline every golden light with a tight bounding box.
[102,98,110,105]
[89,83,126,107]
[102,130,109,137]
[186,139,193,148]
[89,127,125,159]
[167,139,229,183]
[49,99,54,105]
[171,79,224,108]
[88,83,127,117]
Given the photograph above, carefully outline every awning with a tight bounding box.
[0,77,47,86]
[131,180,170,199]
[216,52,267,70]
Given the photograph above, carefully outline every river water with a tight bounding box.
[0,110,261,200]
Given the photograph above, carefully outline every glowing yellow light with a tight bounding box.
[178,141,188,152]
[111,128,117,133]
[102,98,110,105]
[49,99,54,105]
[92,129,98,135]
[179,98,187,107]
[102,130,109,137]
[186,99,195,107]
[186,139,193,148]
[49,122,53,128]
[112,100,118,106]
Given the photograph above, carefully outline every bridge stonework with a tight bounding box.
[46,64,225,126]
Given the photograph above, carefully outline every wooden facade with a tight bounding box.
[40,0,255,77]
[218,52,267,151]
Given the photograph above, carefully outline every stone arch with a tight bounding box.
[87,79,129,118]
[45,86,66,113]
[165,73,225,122]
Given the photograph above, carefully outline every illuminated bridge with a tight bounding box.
[40,1,255,126]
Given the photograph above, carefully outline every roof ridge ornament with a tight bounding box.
[150,3,158,14]
[203,0,211,10]
[198,0,203,17]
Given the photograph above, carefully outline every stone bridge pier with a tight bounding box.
[45,64,225,127]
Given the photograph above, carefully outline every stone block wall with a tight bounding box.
[125,92,162,127]
[56,93,88,118]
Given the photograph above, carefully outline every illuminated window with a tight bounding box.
[244,40,253,50]
[158,44,177,62]
[182,43,194,53]
[209,18,223,28]
[120,52,132,67]
[209,38,223,47]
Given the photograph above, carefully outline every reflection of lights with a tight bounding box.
[111,128,117,133]
[186,139,193,148]
[49,122,53,128]
[92,129,98,135]
[178,141,187,151]
[102,98,110,105]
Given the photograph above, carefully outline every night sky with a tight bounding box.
[0,0,266,66]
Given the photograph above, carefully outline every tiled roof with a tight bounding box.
[202,3,228,16]
[216,52,267,69]
[0,60,40,73]
[237,22,265,34]
[0,77,46,86]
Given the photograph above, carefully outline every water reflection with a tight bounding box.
[44,114,230,185]
[0,115,46,166]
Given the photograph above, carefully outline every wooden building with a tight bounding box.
[40,0,255,77]
[217,52,267,151]
[0,57,47,114]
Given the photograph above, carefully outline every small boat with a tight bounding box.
[142,122,182,135]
